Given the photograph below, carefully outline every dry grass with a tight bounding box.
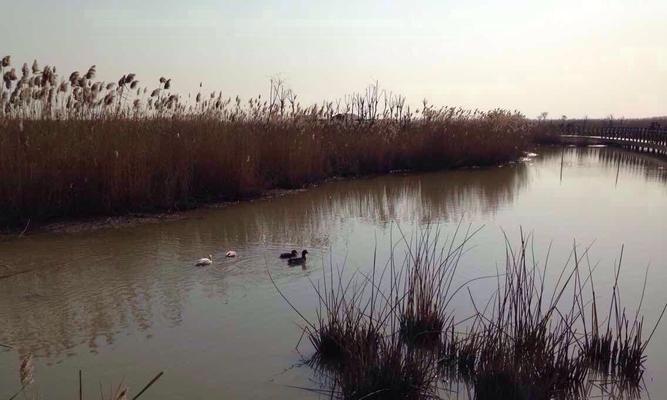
[305,264,382,370]
[0,56,545,229]
[581,246,667,387]
[274,228,665,400]
[335,336,440,400]
[449,233,589,399]
[439,234,667,399]
[397,226,479,348]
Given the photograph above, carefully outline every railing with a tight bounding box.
[559,125,667,156]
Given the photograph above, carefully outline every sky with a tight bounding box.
[2,0,666,118]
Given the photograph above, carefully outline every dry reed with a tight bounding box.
[0,56,547,229]
[275,228,665,399]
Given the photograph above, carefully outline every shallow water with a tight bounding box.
[1,147,666,399]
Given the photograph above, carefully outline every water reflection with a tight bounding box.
[0,163,529,359]
[192,163,530,245]
[546,146,667,185]
[0,235,191,360]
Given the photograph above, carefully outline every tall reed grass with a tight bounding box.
[274,228,665,400]
[0,56,544,229]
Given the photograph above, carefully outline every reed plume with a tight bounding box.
[0,56,549,229]
[19,353,34,387]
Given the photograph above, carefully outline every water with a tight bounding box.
[1,147,666,399]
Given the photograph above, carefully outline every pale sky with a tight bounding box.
[2,0,666,118]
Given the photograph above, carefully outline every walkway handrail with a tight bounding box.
[557,125,667,156]
[561,125,667,136]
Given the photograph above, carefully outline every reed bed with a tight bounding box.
[305,264,382,371]
[580,246,667,387]
[0,56,544,229]
[452,234,589,399]
[335,335,440,400]
[275,228,665,400]
[397,226,480,348]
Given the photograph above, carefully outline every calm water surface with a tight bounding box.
[1,147,666,399]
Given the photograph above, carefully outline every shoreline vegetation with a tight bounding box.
[274,227,667,400]
[0,56,557,231]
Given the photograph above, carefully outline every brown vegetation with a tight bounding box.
[0,56,544,229]
[275,228,665,399]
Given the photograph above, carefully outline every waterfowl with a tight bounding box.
[196,255,213,266]
[288,250,308,266]
[280,250,298,259]
[226,250,237,258]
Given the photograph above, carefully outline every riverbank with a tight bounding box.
[7,142,664,239]
[0,187,301,238]
[0,58,558,231]
[0,121,539,234]
[0,117,543,231]
[0,156,526,238]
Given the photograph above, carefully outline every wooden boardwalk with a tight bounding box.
[559,125,667,157]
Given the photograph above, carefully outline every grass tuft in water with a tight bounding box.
[274,227,665,399]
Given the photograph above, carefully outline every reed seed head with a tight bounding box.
[19,354,34,386]
[69,71,80,85]
[104,92,114,105]
[85,65,96,80]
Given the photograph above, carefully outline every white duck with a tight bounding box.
[225,250,237,258]
[195,254,213,266]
